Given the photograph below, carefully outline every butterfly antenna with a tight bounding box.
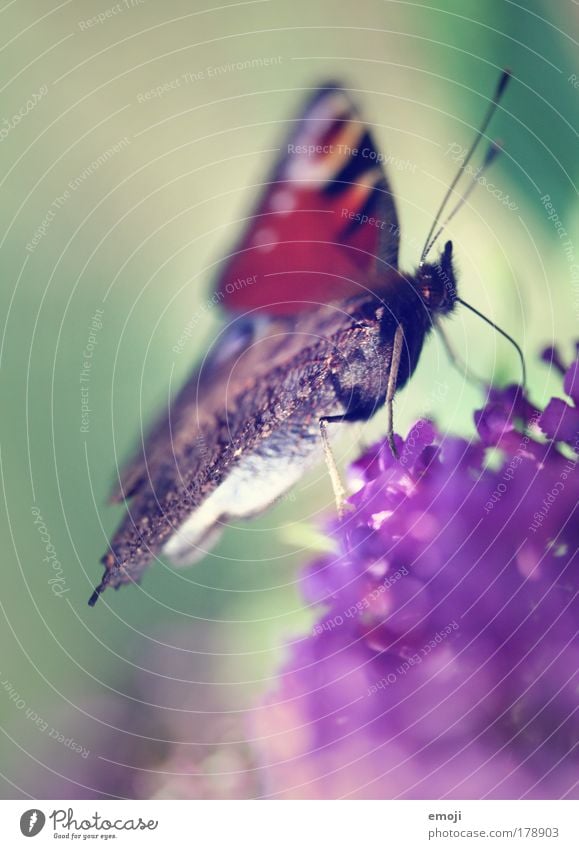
[424,141,503,253]
[456,296,527,393]
[420,69,511,265]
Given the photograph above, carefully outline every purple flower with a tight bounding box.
[252,346,579,799]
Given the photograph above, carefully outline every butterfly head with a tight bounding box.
[416,240,457,316]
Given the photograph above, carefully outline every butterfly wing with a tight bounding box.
[110,83,400,504]
[96,84,402,602]
[214,83,400,314]
[95,302,381,602]
[108,319,254,504]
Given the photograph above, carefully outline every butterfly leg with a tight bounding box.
[319,416,351,517]
[385,323,404,459]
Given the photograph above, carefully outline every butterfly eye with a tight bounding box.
[418,272,434,302]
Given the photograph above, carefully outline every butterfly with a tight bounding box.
[90,71,515,605]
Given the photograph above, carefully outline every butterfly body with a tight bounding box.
[90,83,460,604]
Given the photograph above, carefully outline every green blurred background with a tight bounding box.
[0,0,576,798]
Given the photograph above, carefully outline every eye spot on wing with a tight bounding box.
[306,91,358,135]
[285,152,334,184]
[285,115,372,189]
[342,166,383,206]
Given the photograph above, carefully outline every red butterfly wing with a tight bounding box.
[214,84,400,314]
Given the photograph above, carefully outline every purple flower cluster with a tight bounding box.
[253,347,579,799]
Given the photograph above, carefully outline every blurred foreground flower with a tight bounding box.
[6,623,259,800]
[252,346,579,799]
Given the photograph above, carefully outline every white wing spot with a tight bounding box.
[270,189,296,215]
[252,227,277,252]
